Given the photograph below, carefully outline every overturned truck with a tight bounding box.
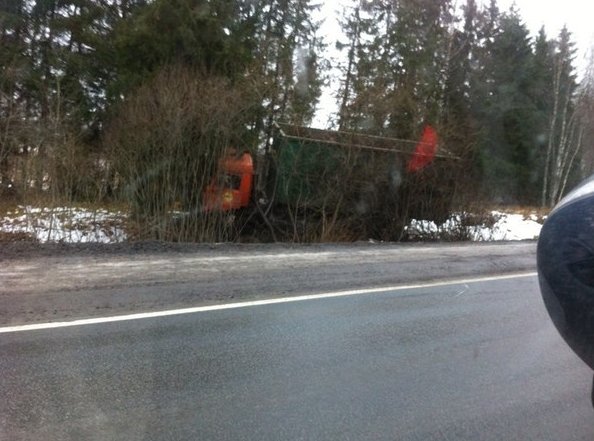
[203,123,457,242]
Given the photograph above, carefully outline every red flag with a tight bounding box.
[407,125,438,173]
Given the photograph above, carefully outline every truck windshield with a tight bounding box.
[218,173,242,190]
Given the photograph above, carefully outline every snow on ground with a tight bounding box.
[0,206,544,243]
[0,206,127,243]
[405,211,544,241]
[471,212,543,241]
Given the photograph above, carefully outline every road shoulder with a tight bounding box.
[0,241,536,326]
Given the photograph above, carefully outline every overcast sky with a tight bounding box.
[313,1,594,128]
[495,0,594,71]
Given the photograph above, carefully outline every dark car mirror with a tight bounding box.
[537,176,594,404]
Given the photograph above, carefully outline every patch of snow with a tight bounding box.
[483,212,542,241]
[1,206,544,244]
[406,211,543,241]
[0,206,127,243]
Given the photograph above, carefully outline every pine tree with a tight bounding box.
[336,0,454,138]
[248,0,322,140]
[335,1,375,131]
[530,27,555,200]
[441,0,478,156]
[476,5,537,203]
[0,0,30,183]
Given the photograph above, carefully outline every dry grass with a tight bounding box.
[0,200,20,217]
[0,231,38,243]
[491,205,550,223]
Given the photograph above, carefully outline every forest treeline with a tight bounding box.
[0,0,593,240]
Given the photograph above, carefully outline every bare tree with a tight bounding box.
[541,28,584,207]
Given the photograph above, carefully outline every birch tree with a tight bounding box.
[541,27,580,206]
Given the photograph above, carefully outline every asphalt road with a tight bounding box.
[1,274,593,440]
[0,242,537,325]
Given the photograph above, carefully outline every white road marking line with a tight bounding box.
[0,272,537,334]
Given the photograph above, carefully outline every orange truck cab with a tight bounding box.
[203,151,254,211]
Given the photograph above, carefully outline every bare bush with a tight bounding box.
[105,65,256,242]
[0,76,103,210]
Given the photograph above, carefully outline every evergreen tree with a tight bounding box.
[441,0,478,157]
[530,27,555,198]
[337,0,454,138]
[0,0,30,182]
[248,0,322,146]
[110,0,251,95]
[477,5,537,203]
[335,1,375,131]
